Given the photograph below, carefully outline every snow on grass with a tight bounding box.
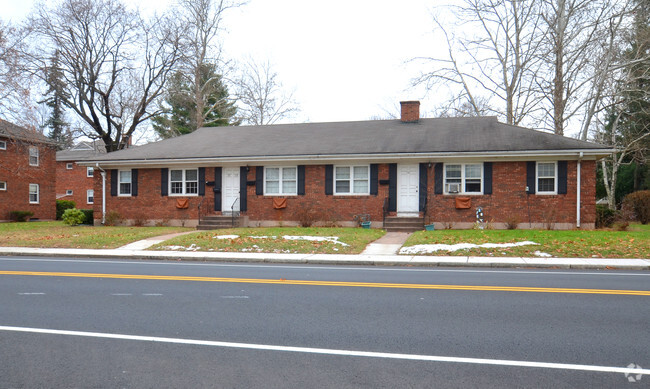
[216,235,349,246]
[399,241,539,255]
[534,251,553,257]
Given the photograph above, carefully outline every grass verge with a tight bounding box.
[0,221,191,249]
[152,227,385,254]
[402,227,650,258]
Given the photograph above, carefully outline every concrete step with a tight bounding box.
[197,216,241,230]
[384,217,424,232]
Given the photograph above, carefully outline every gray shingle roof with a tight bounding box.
[57,140,106,161]
[0,119,56,145]
[86,117,611,164]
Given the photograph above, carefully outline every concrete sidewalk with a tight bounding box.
[1,246,649,270]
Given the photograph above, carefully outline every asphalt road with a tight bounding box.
[1,256,649,388]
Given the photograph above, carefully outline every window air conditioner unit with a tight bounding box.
[446,183,460,193]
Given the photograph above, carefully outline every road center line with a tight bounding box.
[0,325,647,376]
[1,271,649,295]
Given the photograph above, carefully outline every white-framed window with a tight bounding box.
[87,189,94,204]
[29,147,39,166]
[169,168,198,196]
[537,162,557,194]
[444,163,482,194]
[0,140,6,150]
[66,189,73,195]
[29,183,39,203]
[118,170,132,196]
[0,181,6,191]
[66,163,73,169]
[87,167,94,177]
[264,167,297,195]
[335,165,370,195]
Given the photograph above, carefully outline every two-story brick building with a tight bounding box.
[0,119,57,221]
[56,141,105,209]
[81,102,613,230]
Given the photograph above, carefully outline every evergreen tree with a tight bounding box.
[42,50,71,150]
[153,63,238,139]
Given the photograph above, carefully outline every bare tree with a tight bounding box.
[537,0,631,136]
[0,19,34,125]
[26,0,183,152]
[413,0,544,126]
[176,0,243,129]
[235,59,299,125]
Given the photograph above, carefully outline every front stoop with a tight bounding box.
[383,216,424,232]
[197,215,241,230]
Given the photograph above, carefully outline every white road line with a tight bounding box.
[0,325,647,376]
[220,296,249,299]
[142,293,163,296]
[17,293,45,295]
[110,293,132,296]
[1,257,648,276]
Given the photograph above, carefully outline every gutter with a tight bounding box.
[78,149,615,168]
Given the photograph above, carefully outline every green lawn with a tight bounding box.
[0,221,191,249]
[402,226,650,258]
[152,227,386,254]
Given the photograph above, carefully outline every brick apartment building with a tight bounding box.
[56,141,105,209]
[81,101,612,230]
[0,119,57,221]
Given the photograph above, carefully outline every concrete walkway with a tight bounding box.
[117,231,198,250]
[361,232,411,255]
[1,246,648,270]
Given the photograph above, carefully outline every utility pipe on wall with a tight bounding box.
[576,152,583,229]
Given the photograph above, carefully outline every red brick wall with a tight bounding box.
[0,137,56,221]
[92,161,597,228]
[424,160,596,228]
[56,161,95,209]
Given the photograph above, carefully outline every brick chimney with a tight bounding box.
[400,101,420,123]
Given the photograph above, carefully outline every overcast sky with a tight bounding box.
[2,0,443,124]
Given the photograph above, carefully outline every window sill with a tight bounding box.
[168,194,199,197]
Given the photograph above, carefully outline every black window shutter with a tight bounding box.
[325,165,333,195]
[131,169,138,196]
[255,167,264,195]
[214,167,222,211]
[483,162,492,195]
[110,169,117,197]
[298,165,306,196]
[240,166,248,211]
[388,163,397,212]
[370,164,379,195]
[419,163,428,212]
[434,163,443,195]
[558,161,568,194]
[526,162,536,194]
[198,167,206,196]
[161,168,168,196]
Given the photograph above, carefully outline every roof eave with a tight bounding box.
[79,148,614,168]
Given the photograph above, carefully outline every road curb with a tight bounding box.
[1,248,649,270]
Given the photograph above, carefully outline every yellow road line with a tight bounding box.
[1,271,649,296]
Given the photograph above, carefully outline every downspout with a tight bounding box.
[96,163,106,225]
[576,152,583,229]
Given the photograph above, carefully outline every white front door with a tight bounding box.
[397,164,419,215]
[223,167,240,213]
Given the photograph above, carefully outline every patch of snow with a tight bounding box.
[399,241,538,255]
[534,251,553,257]
[282,235,349,246]
[163,245,185,251]
[213,235,239,239]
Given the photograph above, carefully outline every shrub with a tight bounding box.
[622,190,650,224]
[504,215,520,230]
[9,211,34,222]
[104,210,122,226]
[595,205,617,229]
[79,209,94,225]
[62,208,86,226]
[131,214,148,227]
[56,200,76,220]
